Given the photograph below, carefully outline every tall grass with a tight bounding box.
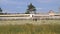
[0,20,60,34]
[0,24,60,34]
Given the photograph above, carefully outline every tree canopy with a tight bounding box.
[25,3,36,14]
[0,8,2,13]
[0,7,3,14]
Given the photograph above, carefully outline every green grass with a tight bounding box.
[0,20,60,34]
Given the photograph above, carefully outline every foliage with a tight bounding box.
[0,8,3,14]
[0,8,2,13]
[25,3,36,14]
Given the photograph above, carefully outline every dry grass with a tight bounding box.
[0,20,60,34]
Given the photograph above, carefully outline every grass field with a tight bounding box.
[0,20,60,25]
[0,20,60,34]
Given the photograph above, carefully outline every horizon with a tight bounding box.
[0,0,60,13]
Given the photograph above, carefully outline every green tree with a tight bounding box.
[0,8,3,14]
[0,8,2,13]
[25,3,36,14]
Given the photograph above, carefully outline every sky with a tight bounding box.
[0,0,60,13]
